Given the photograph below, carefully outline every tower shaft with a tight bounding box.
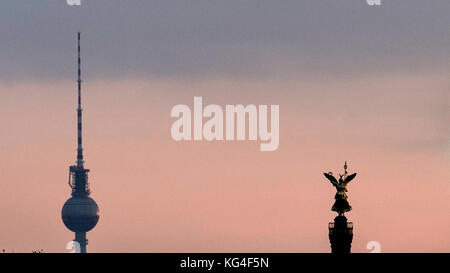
[75,232,87,253]
[69,32,90,198]
[329,215,353,254]
[77,31,84,168]
[74,35,88,251]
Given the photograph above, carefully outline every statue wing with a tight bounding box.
[344,173,357,184]
[323,172,338,186]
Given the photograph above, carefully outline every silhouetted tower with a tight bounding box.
[324,162,356,254]
[62,32,99,253]
[328,216,353,254]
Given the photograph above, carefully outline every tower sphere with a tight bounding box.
[62,197,99,232]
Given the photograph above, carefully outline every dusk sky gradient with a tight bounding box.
[0,1,448,252]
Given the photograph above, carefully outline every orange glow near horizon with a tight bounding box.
[0,72,448,252]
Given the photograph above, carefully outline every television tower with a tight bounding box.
[62,32,100,253]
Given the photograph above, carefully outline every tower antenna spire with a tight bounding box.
[76,32,84,167]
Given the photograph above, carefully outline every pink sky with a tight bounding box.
[0,72,448,252]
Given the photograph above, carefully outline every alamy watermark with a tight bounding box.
[66,241,81,253]
[67,1,381,7]
[66,0,81,6]
[366,241,382,253]
[366,0,381,6]
[171,97,279,151]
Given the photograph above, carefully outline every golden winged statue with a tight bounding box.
[323,161,357,215]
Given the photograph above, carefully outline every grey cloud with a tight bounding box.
[0,0,448,81]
